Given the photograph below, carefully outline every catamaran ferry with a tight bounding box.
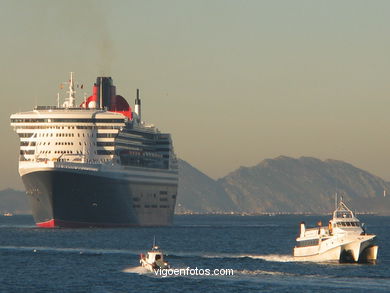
[10,73,178,228]
[293,199,378,263]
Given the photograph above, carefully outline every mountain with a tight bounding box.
[2,156,390,215]
[0,188,31,214]
[176,159,236,213]
[218,156,390,214]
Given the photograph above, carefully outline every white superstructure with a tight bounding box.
[293,199,378,263]
[10,73,178,228]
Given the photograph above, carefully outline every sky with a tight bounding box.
[1,0,390,190]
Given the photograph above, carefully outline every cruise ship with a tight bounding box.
[293,198,378,263]
[10,73,178,228]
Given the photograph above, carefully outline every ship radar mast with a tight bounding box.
[63,72,76,108]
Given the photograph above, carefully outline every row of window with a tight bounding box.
[20,150,35,155]
[97,142,115,146]
[119,149,164,158]
[335,212,353,218]
[14,125,120,130]
[296,239,319,248]
[20,141,36,146]
[335,222,361,227]
[11,118,125,123]
[132,205,170,208]
[56,142,74,145]
[18,132,117,138]
[133,197,168,201]
[21,149,114,156]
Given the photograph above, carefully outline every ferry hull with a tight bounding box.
[294,237,378,263]
[22,170,177,228]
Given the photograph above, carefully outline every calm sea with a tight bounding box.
[0,214,389,292]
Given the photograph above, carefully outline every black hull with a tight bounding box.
[22,170,177,227]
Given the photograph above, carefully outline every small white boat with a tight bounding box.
[293,198,378,263]
[139,239,170,272]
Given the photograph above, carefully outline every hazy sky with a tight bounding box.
[2,0,390,190]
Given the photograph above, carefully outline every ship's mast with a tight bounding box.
[67,72,76,107]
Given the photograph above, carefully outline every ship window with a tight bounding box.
[18,133,33,138]
[97,142,115,146]
[20,150,35,155]
[296,239,319,247]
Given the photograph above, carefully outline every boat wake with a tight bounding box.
[236,269,296,277]
[122,266,151,275]
[195,253,300,262]
[239,254,300,262]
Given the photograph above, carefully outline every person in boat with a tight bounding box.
[154,254,165,269]
[328,221,333,235]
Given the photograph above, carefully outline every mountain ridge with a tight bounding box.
[2,156,390,215]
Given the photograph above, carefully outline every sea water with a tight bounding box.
[0,214,389,292]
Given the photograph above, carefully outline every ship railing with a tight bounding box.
[33,106,103,111]
[304,226,331,237]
